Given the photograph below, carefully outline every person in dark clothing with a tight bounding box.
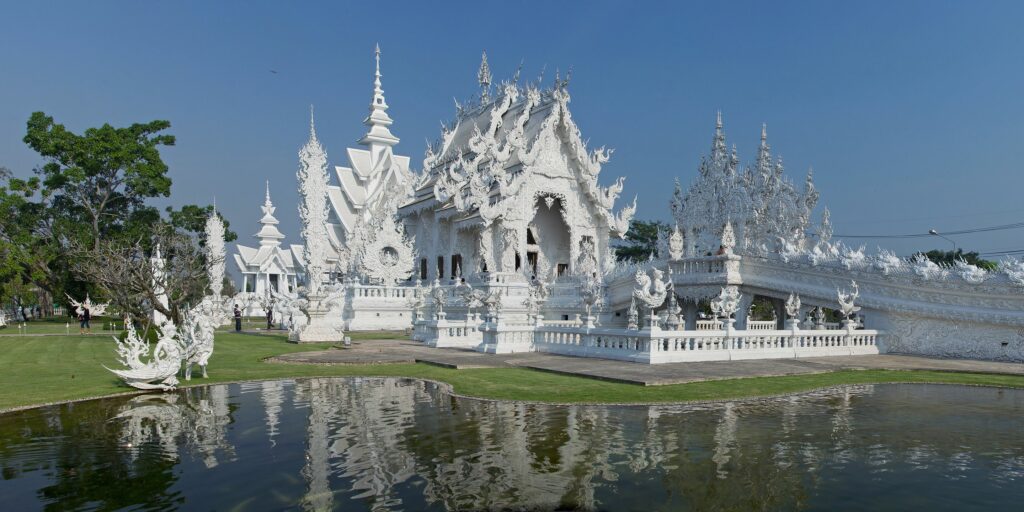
[233,304,242,332]
[266,308,274,330]
[80,306,91,334]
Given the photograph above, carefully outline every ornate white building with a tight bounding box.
[230,48,1024,363]
[233,182,301,299]
[326,45,416,280]
[399,56,634,283]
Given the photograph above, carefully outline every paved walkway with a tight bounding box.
[270,339,1024,386]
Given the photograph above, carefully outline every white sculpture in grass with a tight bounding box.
[180,299,222,381]
[106,318,183,391]
[290,108,342,342]
[205,206,227,299]
[66,293,109,317]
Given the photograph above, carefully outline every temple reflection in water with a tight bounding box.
[1,379,1022,511]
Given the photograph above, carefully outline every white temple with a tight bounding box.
[232,47,1024,363]
[233,182,301,302]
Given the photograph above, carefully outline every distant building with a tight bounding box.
[233,183,302,305]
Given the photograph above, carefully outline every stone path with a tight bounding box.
[270,339,1024,386]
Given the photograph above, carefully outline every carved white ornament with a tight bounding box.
[205,209,226,297]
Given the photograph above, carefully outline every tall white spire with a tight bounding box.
[359,43,399,149]
[256,180,285,247]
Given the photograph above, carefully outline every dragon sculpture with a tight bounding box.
[106,318,183,391]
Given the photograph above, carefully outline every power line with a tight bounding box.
[830,221,1024,239]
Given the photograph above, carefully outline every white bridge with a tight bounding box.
[344,248,1024,365]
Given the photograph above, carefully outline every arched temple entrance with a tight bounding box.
[527,196,571,278]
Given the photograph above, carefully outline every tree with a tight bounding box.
[22,112,175,250]
[615,220,667,262]
[72,225,209,325]
[919,249,997,271]
[167,204,238,245]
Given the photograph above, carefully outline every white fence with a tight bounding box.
[421,319,880,364]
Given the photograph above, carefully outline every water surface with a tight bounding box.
[1,379,1022,511]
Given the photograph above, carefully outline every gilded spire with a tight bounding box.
[359,43,399,148]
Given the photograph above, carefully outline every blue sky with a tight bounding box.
[2,0,1023,260]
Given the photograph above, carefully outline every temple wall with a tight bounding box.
[872,311,1024,362]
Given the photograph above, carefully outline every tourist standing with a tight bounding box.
[233,304,242,332]
[80,306,91,335]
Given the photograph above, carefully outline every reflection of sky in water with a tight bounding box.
[0,380,1022,511]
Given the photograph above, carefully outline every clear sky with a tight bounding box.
[2,0,1023,262]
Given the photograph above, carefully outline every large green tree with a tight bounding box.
[0,113,236,315]
[22,112,175,250]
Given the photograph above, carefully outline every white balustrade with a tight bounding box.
[695,319,723,331]
[746,320,777,331]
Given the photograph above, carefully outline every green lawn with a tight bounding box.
[1,331,1023,411]
[0,316,123,336]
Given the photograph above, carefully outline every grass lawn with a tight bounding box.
[0,316,123,336]
[1,331,1023,411]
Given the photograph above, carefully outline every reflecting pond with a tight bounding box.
[1,379,1022,511]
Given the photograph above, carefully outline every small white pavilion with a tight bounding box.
[233,183,302,303]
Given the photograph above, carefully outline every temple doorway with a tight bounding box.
[527,196,571,278]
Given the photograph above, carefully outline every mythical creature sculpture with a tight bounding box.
[874,249,905,275]
[66,293,109,317]
[667,225,685,261]
[522,277,551,320]
[785,293,802,319]
[840,245,868,270]
[579,275,604,318]
[911,254,948,280]
[459,282,486,319]
[272,290,308,334]
[106,318,183,391]
[633,268,669,310]
[483,289,503,321]
[710,286,742,320]
[837,280,861,320]
[1000,258,1024,286]
[180,300,220,381]
[954,259,988,284]
[430,284,448,317]
[626,298,639,330]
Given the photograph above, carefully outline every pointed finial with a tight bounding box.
[309,104,317,140]
[359,45,398,147]
[265,180,271,204]
[761,123,767,143]
[716,110,723,129]
[478,50,492,101]
[212,196,217,212]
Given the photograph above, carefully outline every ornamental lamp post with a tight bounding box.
[928,229,957,253]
